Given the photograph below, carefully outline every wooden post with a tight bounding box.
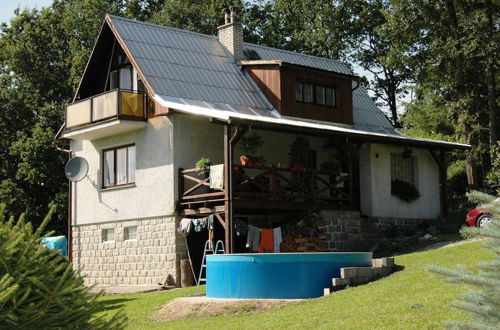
[224,125,233,253]
[178,168,184,204]
[429,150,449,219]
[440,151,448,218]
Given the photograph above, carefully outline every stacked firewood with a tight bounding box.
[280,212,328,252]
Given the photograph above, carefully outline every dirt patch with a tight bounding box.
[152,296,301,321]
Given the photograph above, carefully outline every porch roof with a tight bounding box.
[154,94,469,151]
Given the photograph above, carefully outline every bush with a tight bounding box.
[0,204,125,329]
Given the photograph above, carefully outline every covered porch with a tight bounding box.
[176,123,360,253]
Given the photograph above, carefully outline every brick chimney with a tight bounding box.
[218,7,244,60]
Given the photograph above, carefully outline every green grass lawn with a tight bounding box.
[99,241,490,329]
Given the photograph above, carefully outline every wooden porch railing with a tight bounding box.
[232,166,352,205]
[177,165,353,210]
[177,168,226,209]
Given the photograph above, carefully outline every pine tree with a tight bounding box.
[0,204,126,329]
[428,191,500,329]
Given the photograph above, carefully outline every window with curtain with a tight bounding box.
[390,154,416,184]
[103,145,136,188]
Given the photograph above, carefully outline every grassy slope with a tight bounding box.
[99,241,490,329]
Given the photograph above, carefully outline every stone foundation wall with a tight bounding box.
[72,216,185,286]
[319,210,431,251]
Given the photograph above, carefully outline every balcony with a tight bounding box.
[61,89,147,140]
[177,165,354,216]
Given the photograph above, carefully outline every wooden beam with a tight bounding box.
[440,150,448,217]
[180,205,226,216]
[224,124,234,253]
[215,213,227,230]
[429,150,448,218]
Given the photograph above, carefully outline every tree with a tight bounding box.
[382,0,499,186]
[351,0,410,127]
[0,204,126,329]
[428,191,500,328]
[150,0,245,35]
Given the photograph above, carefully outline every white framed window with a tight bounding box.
[124,226,137,241]
[103,144,136,188]
[102,228,115,242]
[390,153,417,185]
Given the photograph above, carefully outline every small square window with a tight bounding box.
[102,228,115,242]
[124,226,137,241]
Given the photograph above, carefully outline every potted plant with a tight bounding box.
[239,132,264,166]
[195,157,212,176]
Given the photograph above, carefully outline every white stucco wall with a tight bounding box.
[171,114,224,201]
[70,117,175,225]
[359,143,441,219]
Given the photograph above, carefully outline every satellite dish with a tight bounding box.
[65,157,89,182]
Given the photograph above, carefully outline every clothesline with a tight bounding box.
[234,218,282,253]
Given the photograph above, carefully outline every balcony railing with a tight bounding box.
[177,165,353,211]
[65,89,146,130]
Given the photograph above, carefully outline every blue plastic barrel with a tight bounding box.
[206,252,372,299]
[41,236,68,257]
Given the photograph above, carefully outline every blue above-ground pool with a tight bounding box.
[206,252,372,299]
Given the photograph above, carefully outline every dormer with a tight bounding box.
[241,61,355,125]
[215,8,355,126]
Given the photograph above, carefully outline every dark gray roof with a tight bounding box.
[110,15,270,111]
[243,43,352,76]
[107,15,467,149]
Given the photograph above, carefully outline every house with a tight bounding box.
[59,9,468,286]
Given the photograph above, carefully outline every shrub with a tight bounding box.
[0,204,125,329]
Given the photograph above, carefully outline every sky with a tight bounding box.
[0,0,53,24]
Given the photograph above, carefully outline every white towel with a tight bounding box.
[209,164,224,189]
[273,227,282,253]
[177,218,192,236]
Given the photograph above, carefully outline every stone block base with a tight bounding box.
[71,216,185,287]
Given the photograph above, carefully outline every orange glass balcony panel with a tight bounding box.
[121,92,144,117]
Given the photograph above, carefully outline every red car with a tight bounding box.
[465,198,498,228]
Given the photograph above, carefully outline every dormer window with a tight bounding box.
[295,82,336,107]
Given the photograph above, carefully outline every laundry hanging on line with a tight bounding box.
[177,218,192,236]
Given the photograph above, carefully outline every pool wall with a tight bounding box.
[206,252,372,299]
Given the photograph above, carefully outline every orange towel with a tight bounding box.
[258,229,274,253]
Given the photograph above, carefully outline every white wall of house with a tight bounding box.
[171,114,224,201]
[70,116,175,225]
[359,143,441,219]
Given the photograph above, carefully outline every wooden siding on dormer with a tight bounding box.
[244,64,282,112]
[243,63,354,125]
[280,64,353,125]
